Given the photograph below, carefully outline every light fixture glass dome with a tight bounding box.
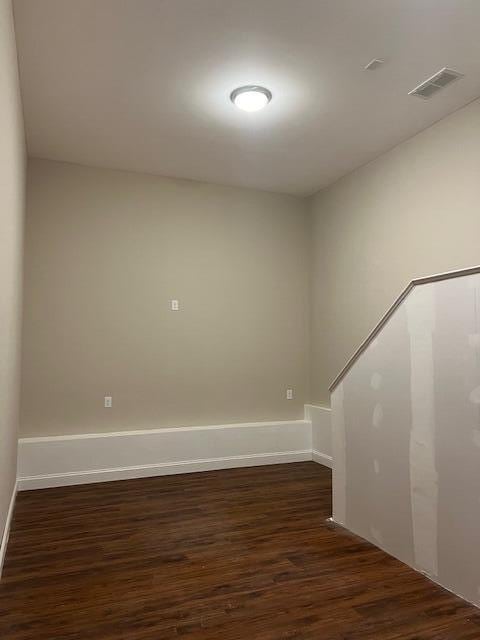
[230,86,272,112]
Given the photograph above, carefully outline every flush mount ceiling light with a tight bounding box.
[230,85,272,112]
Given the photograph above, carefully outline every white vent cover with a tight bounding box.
[364,58,384,71]
[409,67,463,99]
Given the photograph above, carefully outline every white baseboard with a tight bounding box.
[305,404,332,463]
[18,420,312,490]
[0,481,17,578]
[312,449,333,469]
[18,451,312,490]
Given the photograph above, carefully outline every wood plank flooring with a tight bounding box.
[1,462,479,639]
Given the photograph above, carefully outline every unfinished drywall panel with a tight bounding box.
[332,301,414,565]
[331,272,480,607]
[433,275,480,605]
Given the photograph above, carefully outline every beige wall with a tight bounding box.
[21,159,310,436]
[0,0,25,546]
[311,98,480,405]
[22,80,480,434]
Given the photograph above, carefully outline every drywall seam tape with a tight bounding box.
[332,382,346,525]
[407,286,438,578]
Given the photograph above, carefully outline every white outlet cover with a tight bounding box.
[170,299,179,311]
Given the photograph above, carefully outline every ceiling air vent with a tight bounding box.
[364,58,384,71]
[409,67,464,99]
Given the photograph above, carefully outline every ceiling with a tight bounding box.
[13,0,480,196]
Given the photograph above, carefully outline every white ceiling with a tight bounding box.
[13,0,480,196]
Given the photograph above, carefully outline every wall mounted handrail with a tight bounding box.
[329,264,480,392]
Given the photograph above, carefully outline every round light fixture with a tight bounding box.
[230,85,272,112]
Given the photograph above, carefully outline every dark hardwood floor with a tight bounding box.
[1,462,479,639]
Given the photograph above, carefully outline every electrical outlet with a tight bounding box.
[286,388,293,400]
[170,299,179,311]
[104,396,112,408]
